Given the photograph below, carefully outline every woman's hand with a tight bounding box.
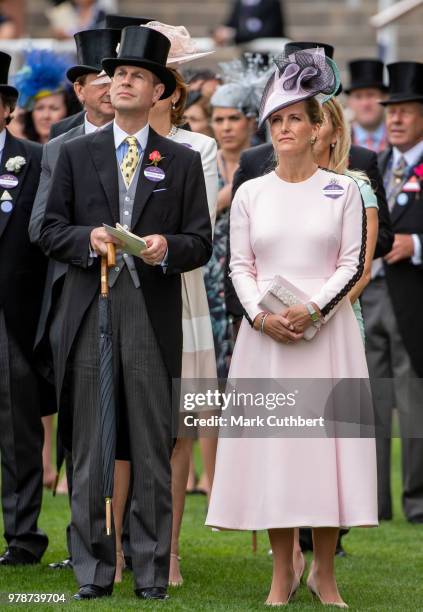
[254,313,304,344]
[284,304,316,333]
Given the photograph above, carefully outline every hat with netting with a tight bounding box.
[258,47,340,126]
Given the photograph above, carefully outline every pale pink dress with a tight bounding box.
[206,169,378,529]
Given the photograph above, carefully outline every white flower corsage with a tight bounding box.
[5,156,26,173]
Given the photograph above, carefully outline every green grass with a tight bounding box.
[1,438,422,611]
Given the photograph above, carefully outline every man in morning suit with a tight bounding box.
[0,52,48,566]
[29,27,120,572]
[48,15,153,140]
[39,26,212,601]
[361,61,423,523]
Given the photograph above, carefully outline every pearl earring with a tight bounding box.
[310,136,317,145]
[330,142,336,150]
[172,102,176,110]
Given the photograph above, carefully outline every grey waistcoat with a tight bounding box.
[108,161,142,288]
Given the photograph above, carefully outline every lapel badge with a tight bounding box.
[0,174,18,189]
[396,192,409,206]
[323,178,344,199]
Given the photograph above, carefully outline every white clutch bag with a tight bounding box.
[258,275,318,341]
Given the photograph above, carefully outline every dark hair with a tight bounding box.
[22,88,79,142]
[0,92,17,125]
[185,93,211,120]
[169,69,188,126]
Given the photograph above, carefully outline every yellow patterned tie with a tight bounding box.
[120,136,140,187]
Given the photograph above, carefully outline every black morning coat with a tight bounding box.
[39,124,213,442]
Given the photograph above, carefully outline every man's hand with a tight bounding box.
[90,227,123,256]
[140,234,168,266]
[384,234,414,264]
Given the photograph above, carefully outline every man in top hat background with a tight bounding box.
[0,52,49,566]
[39,25,212,600]
[49,15,153,139]
[28,26,121,572]
[346,59,388,153]
[361,61,423,524]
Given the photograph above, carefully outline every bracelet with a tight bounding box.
[260,312,270,335]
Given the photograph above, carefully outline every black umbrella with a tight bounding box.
[99,243,116,535]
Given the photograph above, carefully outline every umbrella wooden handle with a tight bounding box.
[107,243,116,267]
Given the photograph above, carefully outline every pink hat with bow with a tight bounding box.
[258,47,340,126]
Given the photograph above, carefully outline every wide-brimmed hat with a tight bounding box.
[345,59,387,94]
[67,29,121,83]
[104,14,153,29]
[380,61,423,105]
[0,51,18,100]
[141,21,214,66]
[258,47,340,126]
[102,25,176,99]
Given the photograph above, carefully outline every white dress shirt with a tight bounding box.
[0,128,7,165]
[84,114,113,135]
[392,139,423,265]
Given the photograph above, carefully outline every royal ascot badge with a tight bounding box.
[323,178,344,199]
[0,174,18,189]
[5,155,26,174]
[144,150,166,182]
[396,193,409,206]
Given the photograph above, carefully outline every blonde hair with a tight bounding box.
[323,97,369,183]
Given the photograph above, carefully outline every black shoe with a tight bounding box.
[408,516,423,524]
[73,584,112,601]
[335,542,347,557]
[0,547,39,566]
[48,557,73,570]
[135,587,169,600]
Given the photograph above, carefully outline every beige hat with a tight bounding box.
[141,21,214,66]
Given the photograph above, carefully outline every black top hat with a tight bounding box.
[285,41,335,60]
[104,15,154,29]
[67,29,121,83]
[102,26,176,99]
[0,51,18,100]
[380,61,423,105]
[345,59,387,94]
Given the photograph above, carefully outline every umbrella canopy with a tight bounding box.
[99,244,116,534]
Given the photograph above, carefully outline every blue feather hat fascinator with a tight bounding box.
[13,49,71,110]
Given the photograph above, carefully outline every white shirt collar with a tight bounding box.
[84,114,113,134]
[393,139,423,169]
[113,120,149,151]
[0,128,7,153]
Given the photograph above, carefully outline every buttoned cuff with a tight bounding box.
[411,234,422,265]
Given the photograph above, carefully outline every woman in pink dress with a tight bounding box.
[206,48,378,607]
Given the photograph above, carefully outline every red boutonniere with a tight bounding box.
[148,150,165,166]
[414,163,423,178]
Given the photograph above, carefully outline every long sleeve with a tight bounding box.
[164,151,213,274]
[366,150,393,258]
[39,144,96,267]
[310,179,366,317]
[229,184,262,322]
[28,144,52,245]
[201,138,218,232]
